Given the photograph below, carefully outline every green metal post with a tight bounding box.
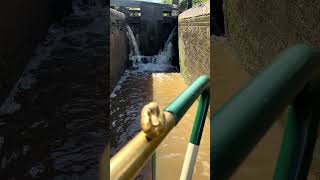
[274,82,320,179]
[190,89,210,145]
[152,153,156,180]
[180,89,210,179]
[273,105,300,180]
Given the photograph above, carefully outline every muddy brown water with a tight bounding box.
[211,36,320,179]
[110,65,210,179]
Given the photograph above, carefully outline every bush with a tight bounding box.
[179,0,208,11]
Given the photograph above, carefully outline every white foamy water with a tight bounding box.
[126,25,141,66]
[126,25,140,56]
[160,26,177,54]
[111,24,177,101]
[130,25,176,70]
[110,26,177,98]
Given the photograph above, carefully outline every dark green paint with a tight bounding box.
[165,75,209,123]
[274,86,320,179]
[152,153,156,180]
[189,89,210,145]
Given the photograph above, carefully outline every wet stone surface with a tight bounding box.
[0,1,107,179]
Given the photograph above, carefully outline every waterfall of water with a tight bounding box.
[153,26,177,65]
[126,25,140,56]
[125,25,177,71]
[126,25,142,67]
[163,26,177,53]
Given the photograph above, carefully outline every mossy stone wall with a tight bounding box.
[178,3,210,84]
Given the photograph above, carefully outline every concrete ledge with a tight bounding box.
[178,3,210,19]
[178,2,210,84]
[110,8,126,21]
[110,9,128,90]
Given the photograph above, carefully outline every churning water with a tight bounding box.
[125,25,177,70]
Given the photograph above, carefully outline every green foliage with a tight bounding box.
[179,0,187,10]
[161,0,172,4]
[161,0,208,10]
[194,0,208,5]
[179,0,208,10]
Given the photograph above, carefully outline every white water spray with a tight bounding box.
[126,25,140,56]
[161,26,177,54]
[111,26,177,98]
[155,26,177,64]
[125,25,177,70]
[126,25,142,67]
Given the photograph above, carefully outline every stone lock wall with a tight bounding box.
[178,3,210,84]
[0,0,71,104]
[224,0,320,76]
[110,9,128,90]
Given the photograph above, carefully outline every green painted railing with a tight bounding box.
[165,76,210,179]
[211,44,320,179]
[110,75,210,180]
[165,75,209,123]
